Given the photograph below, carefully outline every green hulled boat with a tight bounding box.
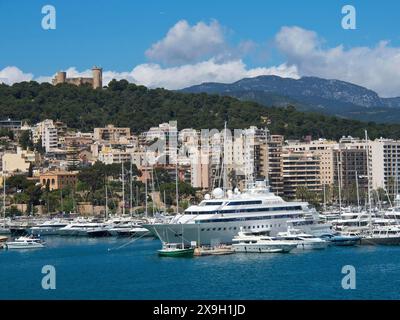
[158,243,195,257]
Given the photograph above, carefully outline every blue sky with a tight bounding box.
[1,0,400,96]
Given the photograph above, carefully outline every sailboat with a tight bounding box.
[157,153,194,257]
[0,173,10,235]
[359,130,400,245]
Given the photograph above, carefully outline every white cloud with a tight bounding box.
[0,66,33,84]
[275,26,400,97]
[130,59,298,89]
[5,22,400,97]
[145,19,227,65]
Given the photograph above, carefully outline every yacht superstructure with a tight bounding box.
[144,180,332,246]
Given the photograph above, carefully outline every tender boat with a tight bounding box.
[158,243,195,257]
[231,230,297,253]
[277,228,328,250]
[5,236,46,249]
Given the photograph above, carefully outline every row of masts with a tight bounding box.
[105,150,180,218]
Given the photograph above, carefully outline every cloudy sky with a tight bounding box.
[1,0,400,97]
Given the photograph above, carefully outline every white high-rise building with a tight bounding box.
[34,119,58,153]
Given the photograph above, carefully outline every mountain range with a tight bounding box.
[181,76,400,123]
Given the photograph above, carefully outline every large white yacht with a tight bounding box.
[144,180,332,246]
[30,219,69,235]
[58,219,109,236]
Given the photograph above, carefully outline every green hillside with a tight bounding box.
[1,80,400,140]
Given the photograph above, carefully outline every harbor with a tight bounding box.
[1,236,400,300]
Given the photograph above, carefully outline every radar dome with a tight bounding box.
[212,188,224,199]
[204,194,211,200]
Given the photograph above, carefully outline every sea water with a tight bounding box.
[1,237,400,300]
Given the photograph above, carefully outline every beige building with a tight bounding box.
[94,125,131,144]
[98,146,132,165]
[2,148,38,173]
[266,135,284,195]
[52,66,102,89]
[282,150,321,199]
[39,171,78,191]
[284,139,339,187]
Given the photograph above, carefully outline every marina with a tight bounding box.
[1,236,400,299]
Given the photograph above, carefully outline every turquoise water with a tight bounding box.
[1,237,400,300]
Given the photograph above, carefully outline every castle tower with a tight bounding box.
[55,71,66,85]
[92,66,103,89]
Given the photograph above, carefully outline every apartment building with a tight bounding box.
[94,125,131,144]
[282,150,321,199]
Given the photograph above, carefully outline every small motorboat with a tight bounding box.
[158,243,195,257]
[231,231,297,253]
[320,233,361,246]
[277,228,328,250]
[5,235,46,249]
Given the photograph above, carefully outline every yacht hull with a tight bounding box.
[232,243,296,253]
[30,228,64,236]
[297,241,328,250]
[360,236,400,246]
[5,243,45,249]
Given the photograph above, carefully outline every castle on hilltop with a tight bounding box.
[52,66,102,89]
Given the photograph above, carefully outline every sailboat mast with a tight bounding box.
[336,150,342,215]
[130,157,133,216]
[365,130,372,232]
[2,172,5,225]
[175,160,179,214]
[223,122,228,194]
[105,181,108,219]
[121,161,125,216]
[145,168,148,218]
[355,170,360,212]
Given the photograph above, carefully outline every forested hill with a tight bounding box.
[1,79,400,140]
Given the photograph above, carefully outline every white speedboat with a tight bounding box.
[144,180,331,246]
[128,226,152,237]
[5,236,46,249]
[107,218,147,237]
[231,231,297,253]
[30,219,69,235]
[277,228,328,250]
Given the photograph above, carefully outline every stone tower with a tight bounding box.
[92,66,103,89]
[55,71,66,84]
